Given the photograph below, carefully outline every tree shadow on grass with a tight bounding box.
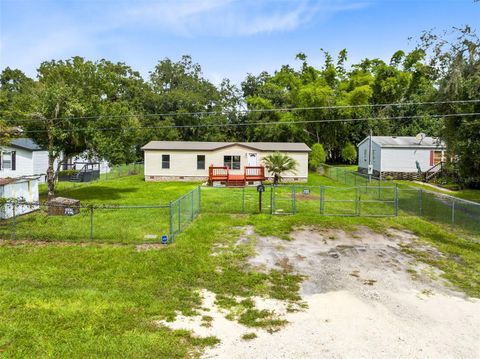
[54,186,140,202]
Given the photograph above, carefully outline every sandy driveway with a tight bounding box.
[159,226,480,359]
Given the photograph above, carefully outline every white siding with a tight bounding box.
[357,140,381,172]
[380,148,432,172]
[0,147,34,178]
[144,145,309,180]
[0,179,39,219]
[32,151,49,181]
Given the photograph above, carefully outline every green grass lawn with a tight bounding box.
[0,173,479,357]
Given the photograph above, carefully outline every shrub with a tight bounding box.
[341,143,357,164]
[58,170,80,177]
[309,143,326,170]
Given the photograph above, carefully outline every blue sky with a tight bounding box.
[0,0,478,85]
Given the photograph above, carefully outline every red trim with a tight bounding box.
[429,151,434,166]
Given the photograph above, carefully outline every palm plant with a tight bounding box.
[262,152,298,184]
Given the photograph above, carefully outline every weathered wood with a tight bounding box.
[48,197,81,216]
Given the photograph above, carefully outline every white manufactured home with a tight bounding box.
[0,177,40,219]
[357,136,446,179]
[142,141,311,184]
[0,138,49,180]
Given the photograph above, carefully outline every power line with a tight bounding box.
[8,112,479,134]
[8,99,480,123]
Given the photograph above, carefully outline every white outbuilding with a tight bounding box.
[0,177,40,219]
[357,136,446,180]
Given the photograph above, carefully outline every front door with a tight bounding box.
[247,153,257,166]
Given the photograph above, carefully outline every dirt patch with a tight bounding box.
[161,226,480,358]
[135,243,167,251]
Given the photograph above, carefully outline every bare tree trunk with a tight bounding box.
[46,151,56,200]
[46,103,60,201]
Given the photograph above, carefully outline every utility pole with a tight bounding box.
[368,128,373,182]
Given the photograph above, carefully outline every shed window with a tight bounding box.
[162,154,170,169]
[363,149,367,162]
[1,151,15,170]
[224,155,240,170]
[197,155,205,170]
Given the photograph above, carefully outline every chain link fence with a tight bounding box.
[323,165,480,234]
[323,164,386,187]
[0,186,200,243]
[200,184,397,217]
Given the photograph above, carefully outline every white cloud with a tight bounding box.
[125,0,369,37]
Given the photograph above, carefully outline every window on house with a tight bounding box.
[162,154,170,169]
[224,155,240,170]
[363,149,367,162]
[372,150,376,163]
[1,151,14,170]
[197,155,205,170]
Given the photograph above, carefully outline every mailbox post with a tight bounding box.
[257,184,265,213]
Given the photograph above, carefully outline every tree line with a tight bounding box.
[0,26,479,194]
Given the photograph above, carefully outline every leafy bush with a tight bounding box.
[58,170,80,177]
[309,143,326,170]
[341,143,357,164]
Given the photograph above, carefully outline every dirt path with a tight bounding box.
[161,226,480,359]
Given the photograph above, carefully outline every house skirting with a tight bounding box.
[145,175,308,183]
[145,175,209,182]
[358,168,421,180]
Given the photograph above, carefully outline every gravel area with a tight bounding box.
[160,226,480,359]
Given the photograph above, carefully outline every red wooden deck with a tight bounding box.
[208,166,266,186]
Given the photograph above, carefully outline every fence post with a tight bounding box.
[320,187,324,215]
[270,185,274,214]
[198,186,201,214]
[190,190,194,221]
[12,202,16,240]
[355,187,360,216]
[178,200,181,232]
[292,185,296,214]
[418,189,423,216]
[242,187,245,213]
[169,202,174,242]
[451,199,455,226]
[394,184,399,217]
[89,205,93,241]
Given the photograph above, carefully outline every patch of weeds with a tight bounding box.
[241,332,257,341]
[328,235,336,240]
[201,315,213,328]
[406,268,419,280]
[275,257,293,271]
[363,279,377,286]
[286,301,307,313]
[238,308,287,332]
[190,335,221,347]
[421,289,434,297]
[268,270,302,301]
[350,270,360,278]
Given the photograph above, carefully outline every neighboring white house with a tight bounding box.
[0,138,49,180]
[0,138,111,182]
[0,177,40,219]
[357,136,446,179]
[142,141,311,182]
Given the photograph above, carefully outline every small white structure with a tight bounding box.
[0,138,48,180]
[0,177,40,219]
[357,136,446,179]
[142,141,311,182]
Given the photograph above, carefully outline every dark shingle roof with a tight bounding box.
[8,138,44,151]
[141,141,311,152]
